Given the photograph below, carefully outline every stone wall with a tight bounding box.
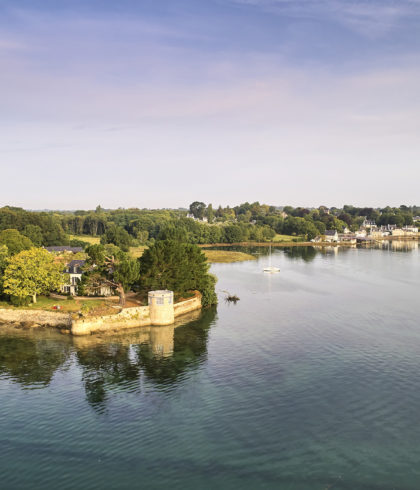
[71,306,151,336]
[0,308,72,328]
[174,294,202,316]
[0,293,203,336]
[71,294,202,336]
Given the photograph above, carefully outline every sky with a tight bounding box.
[0,0,419,209]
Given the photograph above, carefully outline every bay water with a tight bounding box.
[1,243,419,489]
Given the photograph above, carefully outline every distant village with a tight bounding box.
[312,218,420,245]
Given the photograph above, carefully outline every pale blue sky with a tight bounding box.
[1,0,419,209]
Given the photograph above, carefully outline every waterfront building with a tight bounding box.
[324,230,339,243]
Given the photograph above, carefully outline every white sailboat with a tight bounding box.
[263,244,280,273]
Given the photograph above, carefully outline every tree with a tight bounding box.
[138,240,217,307]
[100,224,132,251]
[3,248,64,303]
[206,204,215,224]
[0,244,9,294]
[22,224,43,247]
[0,229,33,255]
[83,244,140,306]
[189,202,206,220]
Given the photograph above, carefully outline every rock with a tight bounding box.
[20,321,33,329]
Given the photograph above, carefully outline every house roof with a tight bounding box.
[65,260,86,274]
[46,246,83,253]
[325,230,337,236]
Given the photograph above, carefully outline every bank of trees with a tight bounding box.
[0,203,419,251]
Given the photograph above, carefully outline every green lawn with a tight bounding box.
[0,296,115,314]
[273,234,303,242]
[203,250,255,263]
[129,246,147,258]
[69,234,101,244]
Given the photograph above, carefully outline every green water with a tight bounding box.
[1,243,420,489]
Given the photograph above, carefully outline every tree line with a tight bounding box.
[0,203,419,252]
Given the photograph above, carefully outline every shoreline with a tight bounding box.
[0,293,203,336]
[199,236,420,248]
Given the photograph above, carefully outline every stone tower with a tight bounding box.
[148,290,175,325]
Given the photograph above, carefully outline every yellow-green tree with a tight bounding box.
[3,248,64,303]
[0,244,9,293]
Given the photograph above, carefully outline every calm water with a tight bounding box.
[1,242,420,489]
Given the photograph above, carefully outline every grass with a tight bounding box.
[130,246,255,263]
[272,234,303,242]
[203,250,255,263]
[69,234,100,244]
[129,246,147,258]
[0,296,117,315]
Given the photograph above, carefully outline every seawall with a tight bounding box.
[71,294,202,335]
[0,308,72,328]
[0,294,202,336]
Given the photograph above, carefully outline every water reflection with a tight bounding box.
[0,308,216,411]
[0,330,70,387]
[378,239,419,252]
[282,246,317,262]
[75,308,215,410]
[207,240,419,260]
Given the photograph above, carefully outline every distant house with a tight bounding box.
[62,260,85,295]
[379,225,396,234]
[324,230,338,243]
[46,246,83,254]
[369,230,387,239]
[402,226,419,234]
[187,213,208,223]
[338,234,357,244]
[362,219,377,229]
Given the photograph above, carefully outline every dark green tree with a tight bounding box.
[22,224,43,247]
[100,224,132,251]
[189,201,206,220]
[138,240,217,307]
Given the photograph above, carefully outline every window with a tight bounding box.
[156,297,164,305]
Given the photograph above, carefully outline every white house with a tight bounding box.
[403,226,419,234]
[362,219,377,229]
[62,260,85,295]
[324,230,339,242]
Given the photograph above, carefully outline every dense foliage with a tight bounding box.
[138,240,217,307]
[3,248,64,304]
[0,203,419,249]
[0,229,33,255]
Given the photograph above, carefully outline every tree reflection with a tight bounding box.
[283,246,317,262]
[73,307,216,411]
[75,343,142,410]
[0,332,70,387]
[136,307,215,386]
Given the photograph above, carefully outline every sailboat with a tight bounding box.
[263,244,280,273]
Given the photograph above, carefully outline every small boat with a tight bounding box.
[263,244,280,273]
[264,266,280,273]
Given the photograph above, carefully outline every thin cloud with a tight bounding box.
[228,0,420,37]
